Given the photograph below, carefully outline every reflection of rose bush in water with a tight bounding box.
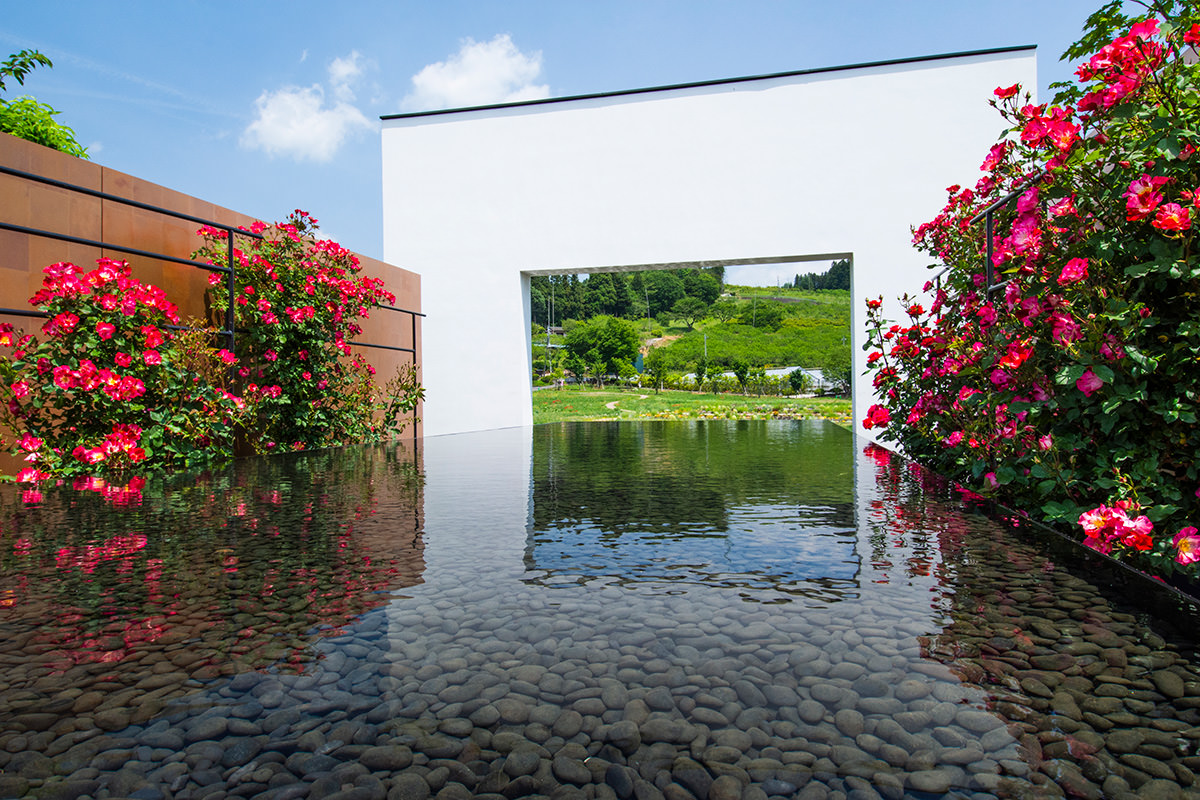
[860,442,1200,788]
[0,445,423,705]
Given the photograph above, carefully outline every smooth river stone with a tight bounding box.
[894,680,931,702]
[360,744,414,770]
[607,720,641,753]
[797,701,825,724]
[553,755,592,785]
[494,698,531,725]
[810,684,844,706]
[709,774,744,800]
[906,769,954,794]
[1152,670,1186,700]
[712,729,753,753]
[954,709,1004,733]
[834,709,865,738]
[672,756,714,800]
[552,710,585,739]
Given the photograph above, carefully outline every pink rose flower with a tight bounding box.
[1175,527,1200,565]
[1076,369,1104,397]
[1057,258,1089,285]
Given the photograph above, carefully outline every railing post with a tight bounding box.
[225,231,236,355]
[412,309,419,436]
[985,209,995,292]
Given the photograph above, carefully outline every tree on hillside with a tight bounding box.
[643,347,668,394]
[825,258,850,290]
[682,270,721,304]
[564,315,640,380]
[583,273,619,318]
[642,271,685,317]
[819,347,851,396]
[730,359,751,393]
[556,275,584,323]
[670,296,708,330]
[744,302,783,330]
[711,299,738,324]
[788,368,811,394]
[694,360,709,393]
[613,273,636,318]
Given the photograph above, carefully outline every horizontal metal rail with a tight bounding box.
[0,165,268,236]
[348,341,417,354]
[0,220,234,273]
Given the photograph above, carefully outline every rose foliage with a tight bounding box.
[863,2,1200,581]
[0,211,422,482]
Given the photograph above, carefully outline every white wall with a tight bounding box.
[382,49,1037,438]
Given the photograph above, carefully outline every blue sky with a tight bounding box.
[4,1,1102,282]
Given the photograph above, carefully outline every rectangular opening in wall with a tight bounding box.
[526,254,852,426]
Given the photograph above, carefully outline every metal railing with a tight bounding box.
[0,164,422,364]
[930,170,1045,297]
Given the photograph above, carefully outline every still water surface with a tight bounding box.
[0,421,1198,799]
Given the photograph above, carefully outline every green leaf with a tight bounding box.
[1041,501,1076,520]
[1055,365,1087,386]
[1156,135,1181,159]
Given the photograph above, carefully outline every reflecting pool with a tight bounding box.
[1,421,1199,800]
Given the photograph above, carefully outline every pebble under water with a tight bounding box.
[1,420,1199,800]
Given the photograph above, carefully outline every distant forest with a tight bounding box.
[530,267,725,327]
[790,259,849,291]
[530,260,849,327]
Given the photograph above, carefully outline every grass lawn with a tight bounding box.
[532,386,852,426]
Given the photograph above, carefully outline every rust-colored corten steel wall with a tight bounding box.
[0,133,422,449]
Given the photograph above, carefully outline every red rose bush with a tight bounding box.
[863,3,1200,581]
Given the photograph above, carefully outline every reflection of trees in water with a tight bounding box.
[0,443,425,728]
[531,420,852,533]
[526,421,858,600]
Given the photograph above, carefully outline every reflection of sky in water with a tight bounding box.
[527,501,859,591]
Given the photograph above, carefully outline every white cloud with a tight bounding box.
[402,34,548,112]
[241,51,373,163]
[328,51,363,103]
[242,84,372,162]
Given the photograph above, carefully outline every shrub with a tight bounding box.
[196,211,422,451]
[0,259,250,478]
[862,4,1200,579]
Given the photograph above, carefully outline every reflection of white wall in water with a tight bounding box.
[382,48,1037,438]
[417,426,534,581]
